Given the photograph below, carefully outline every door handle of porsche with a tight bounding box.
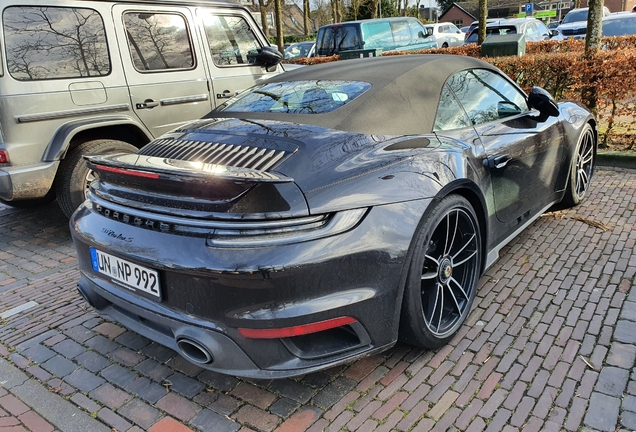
[136,99,160,109]
[486,154,512,170]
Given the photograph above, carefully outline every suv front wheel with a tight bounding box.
[56,139,138,218]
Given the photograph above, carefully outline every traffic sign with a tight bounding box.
[525,3,533,12]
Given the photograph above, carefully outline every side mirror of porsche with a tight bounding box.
[528,86,560,118]
[252,46,284,69]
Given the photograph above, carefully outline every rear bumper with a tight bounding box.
[70,199,430,377]
[0,161,58,201]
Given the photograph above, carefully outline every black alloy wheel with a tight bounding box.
[400,195,482,348]
[562,123,595,207]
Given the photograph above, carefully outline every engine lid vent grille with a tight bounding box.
[138,139,289,171]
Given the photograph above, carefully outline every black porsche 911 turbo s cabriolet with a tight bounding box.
[71,55,596,378]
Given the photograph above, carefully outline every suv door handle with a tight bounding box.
[485,154,512,170]
[136,99,160,109]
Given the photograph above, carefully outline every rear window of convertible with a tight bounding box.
[215,80,371,114]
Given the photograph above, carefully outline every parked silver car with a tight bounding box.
[0,0,284,217]
[464,18,551,44]
[551,7,611,40]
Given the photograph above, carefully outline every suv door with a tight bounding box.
[113,4,213,137]
[197,7,282,106]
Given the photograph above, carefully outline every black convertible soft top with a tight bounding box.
[207,55,501,135]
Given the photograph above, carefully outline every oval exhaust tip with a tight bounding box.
[177,338,213,364]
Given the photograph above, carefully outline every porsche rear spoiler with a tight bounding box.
[85,153,294,184]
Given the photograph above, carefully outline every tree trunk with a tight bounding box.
[274,0,284,53]
[404,0,409,16]
[478,0,487,45]
[258,0,269,38]
[585,0,603,53]
[303,0,310,36]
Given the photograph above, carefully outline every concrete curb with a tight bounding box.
[597,151,636,169]
[0,358,111,432]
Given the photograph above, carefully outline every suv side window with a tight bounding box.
[447,69,529,126]
[202,14,261,66]
[123,12,194,71]
[3,6,110,81]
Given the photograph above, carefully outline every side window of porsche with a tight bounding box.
[433,84,471,131]
[448,69,529,126]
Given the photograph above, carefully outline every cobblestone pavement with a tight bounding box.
[0,167,635,432]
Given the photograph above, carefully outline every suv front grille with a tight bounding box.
[138,139,288,171]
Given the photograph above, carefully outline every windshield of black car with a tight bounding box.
[562,10,588,23]
[603,16,636,36]
[214,81,372,114]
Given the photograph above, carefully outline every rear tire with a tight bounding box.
[400,195,482,349]
[56,139,137,218]
[561,123,595,208]
[442,42,449,48]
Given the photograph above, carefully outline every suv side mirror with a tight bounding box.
[251,46,283,69]
[549,29,559,37]
[528,87,559,118]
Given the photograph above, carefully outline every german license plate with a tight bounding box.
[90,248,160,298]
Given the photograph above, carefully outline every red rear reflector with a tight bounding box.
[238,316,357,339]
[96,165,159,179]
[0,150,8,164]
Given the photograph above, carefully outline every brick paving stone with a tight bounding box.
[584,392,620,431]
[274,407,321,432]
[189,408,240,432]
[269,397,300,418]
[70,393,101,414]
[229,382,276,410]
[21,345,55,364]
[118,398,163,430]
[149,416,195,432]
[428,390,459,421]
[89,383,133,409]
[141,342,178,363]
[135,358,172,382]
[233,405,280,432]
[84,335,118,355]
[74,351,110,373]
[269,379,315,403]
[125,376,167,404]
[93,322,126,339]
[156,392,200,421]
[0,395,29,416]
[166,355,204,378]
[110,347,145,367]
[165,373,206,398]
[197,370,239,392]
[100,363,136,388]
[595,366,629,397]
[312,376,357,409]
[98,407,132,432]
[17,410,54,432]
[115,331,150,351]
[51,339,85,359]
[64,368,105,392]
[194,391,241,416]
[26,365,51,383]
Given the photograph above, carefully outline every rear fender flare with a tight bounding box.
[43,116,153,162]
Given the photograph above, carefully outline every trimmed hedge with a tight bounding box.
[284,35,636,147]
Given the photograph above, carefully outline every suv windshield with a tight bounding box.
[215,80,371,114]
[562,9,588,24]
[316,24,360,56]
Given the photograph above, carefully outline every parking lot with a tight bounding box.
[0,167,635,432]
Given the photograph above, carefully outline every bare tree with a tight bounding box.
[258,0,271,38]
